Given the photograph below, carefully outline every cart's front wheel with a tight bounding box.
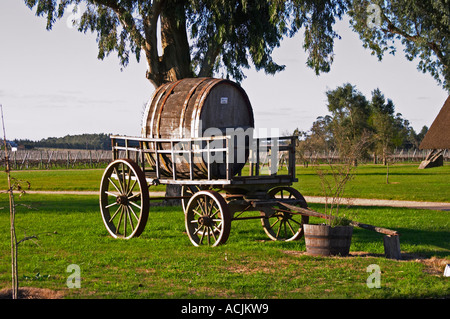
[100,159,149,239]
[185,190,231,246]
[261,187,309,241]
[181,185,209,213]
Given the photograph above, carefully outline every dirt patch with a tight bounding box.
[0,287,64,299]
[282,250,450,275]
[226,255,292,275]
[405,255,450,276]
[282,250,385,258]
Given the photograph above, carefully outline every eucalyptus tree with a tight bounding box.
[369,88,397,164]
[24,1,450,91]
[24,0,347,199]
[325,83,372,162]
[24,0,347,88]
[348,0,450,92]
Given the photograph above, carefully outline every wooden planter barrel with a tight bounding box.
[304,224,353,256]
[142,78,254,179]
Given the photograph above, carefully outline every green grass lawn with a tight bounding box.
[0,168,167,192]
[0,194,449,299]
[294,163,450,202]
[0,163,449,299]
[1,163,448,201]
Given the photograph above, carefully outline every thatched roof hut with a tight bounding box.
[419,96,450,150]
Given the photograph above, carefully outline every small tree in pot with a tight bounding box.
[304,161,355,256]
[304,129,371,256]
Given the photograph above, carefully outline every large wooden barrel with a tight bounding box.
[142,78,254,179]
[304,224,353,256]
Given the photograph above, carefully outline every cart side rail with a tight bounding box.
[109,134,297,183]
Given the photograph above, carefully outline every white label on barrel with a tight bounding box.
[220,97,228,104]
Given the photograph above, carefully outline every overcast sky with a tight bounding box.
[0,0,448,140]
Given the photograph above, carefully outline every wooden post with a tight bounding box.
[255,138,260,176]
[189,140,193,180]
[383,235,401,260]
[289,136,296,178]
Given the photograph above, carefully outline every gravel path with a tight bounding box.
[303,196,450,211]
[25,191,450,211]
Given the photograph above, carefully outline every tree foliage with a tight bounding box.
[14,133,111,150]
[24,0,347,87]
[369,88,399,163]
[298,84,421,163]
[325,83,372,161]
[24,1,449,91]
[348,0,450,92]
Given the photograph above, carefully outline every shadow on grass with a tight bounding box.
[7,195,99,214]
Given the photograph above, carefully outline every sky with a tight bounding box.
[0,1,448,141]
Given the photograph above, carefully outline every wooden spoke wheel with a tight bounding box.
[100,159,149,239]
[181,185,209,213]
[261,187,309,241]
[185,190,231,247]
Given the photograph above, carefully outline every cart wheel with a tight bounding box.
[185,190,231,247]
[181,185,209,213]
[261,187,309,241]
[100,159,149,239]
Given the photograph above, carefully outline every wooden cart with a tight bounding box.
[99,134,310,246]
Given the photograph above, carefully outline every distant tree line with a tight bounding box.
[295,83,429,165]
[13,133,112,150]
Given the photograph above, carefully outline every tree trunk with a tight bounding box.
[143,1,212,205]
[164,184,182,206]
[160,4,193,83]
[144,1,194,88]
[10,194,18,299]
[2,106,18,299]
[382,146,387,166]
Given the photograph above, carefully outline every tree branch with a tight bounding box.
[198,42,221,77]
[16,231,56,246]
[16,236,39,246]
[90,0,161,86]
[91,0,145,44]
[381,16,445,67]
[143,0,164,87]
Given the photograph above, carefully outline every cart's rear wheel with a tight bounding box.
[100,159,149,239]
[185,190,231,246]
[261,186,309,241]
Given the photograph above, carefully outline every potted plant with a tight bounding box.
[303,130,372,256]
[304,161,355,256]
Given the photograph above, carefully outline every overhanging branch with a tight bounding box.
[381,15,445,66]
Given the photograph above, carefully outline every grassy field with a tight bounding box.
[294,163,450,202]
[2,163,449,201]
[0,163,449,300]
[0,195,449,299]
